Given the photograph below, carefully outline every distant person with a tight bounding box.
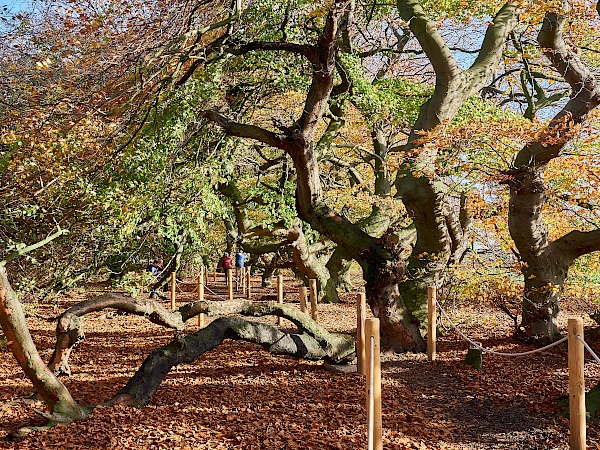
[147,258,163,277]
[221,253,233,285]
[235,251,247,278]
[148,258,167,297]
[220,253,233,271]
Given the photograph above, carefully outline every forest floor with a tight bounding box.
[0,273,599,449]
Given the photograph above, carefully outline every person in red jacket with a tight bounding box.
[220,253,233,285]
[221,253,233,269]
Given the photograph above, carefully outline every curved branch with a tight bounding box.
[466,3,519,83]
[227,40,312,60]
[48,294,351,376]
[111,315,355,407]
[1,228,67,267]
[199,110,288,150]
[554,229,600,262]
[514,10,600,167]
[396,0,461,83]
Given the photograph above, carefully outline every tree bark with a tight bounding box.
[288,220,340,303]
[199,1,516,351]
[48,293,353,377]
[0,267,88,424]
[507,6,600,342]
[111,314,354,407]
[391,1,518,337]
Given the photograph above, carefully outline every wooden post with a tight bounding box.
[246,267,252,299]
[241,267,246,296]
[197,272,205,328]
[277,275,284,326]
[568,317,586,450]
[309,279,318,322]
[428,286,437,362]
[227,269,234,300]
[170,272,176,310]
[199,265,205,295]
[213,265,217,283]
[357,292,367,376]
[299,286,308,314]
[365,318,382,450]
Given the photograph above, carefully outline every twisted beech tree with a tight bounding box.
[507,3,600,342]
[0,251,353,436]
[193,0,520,350]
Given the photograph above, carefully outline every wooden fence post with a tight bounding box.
[277,275,284,326]
[227,269,234,300]
[568,317,586,450]
[197,270,205,328]
[241,267,246,296]
[299,286,308,314]
[309,279,318,322]
[357,292,366,376]
[213,265,217,283]
[428,286,437,362]
[365,318,382,450]
[246,267,252,299]
[170,272,176,311]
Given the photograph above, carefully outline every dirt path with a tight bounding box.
[0,277,598,448]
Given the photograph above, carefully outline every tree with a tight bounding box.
[189,0,519,350]
[506,2,600,342]
[0,238,354,437]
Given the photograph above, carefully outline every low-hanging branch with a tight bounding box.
[110,315,355,408]
[48,293,355,376]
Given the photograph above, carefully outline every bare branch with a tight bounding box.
[199,110,288,150]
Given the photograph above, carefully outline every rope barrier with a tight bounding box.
[170,276,235,302]
[202,284,232,302]
[436,299,568,356]
[578,336,600,365]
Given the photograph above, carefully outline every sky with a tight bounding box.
[1,1,33,21]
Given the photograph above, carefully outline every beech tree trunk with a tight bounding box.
[48,293,354,378]
[390,2,518,340]
[1,278,354,434]
[507,7,600,342]
[112,314,354,407]
[0,267,88,426]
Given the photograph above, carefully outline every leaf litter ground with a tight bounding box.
[0,276,599,449]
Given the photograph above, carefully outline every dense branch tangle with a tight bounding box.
[190,0,522,351]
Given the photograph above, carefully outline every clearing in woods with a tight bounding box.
[0,274,599,449]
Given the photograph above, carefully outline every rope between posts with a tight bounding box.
[171,276,236,302]
[202,284,231,302]
[578,336,600,365]
[436,299,568,356]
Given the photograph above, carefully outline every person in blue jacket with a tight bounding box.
[235,251,247,279]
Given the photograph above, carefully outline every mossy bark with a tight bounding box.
[50,294,354,377]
